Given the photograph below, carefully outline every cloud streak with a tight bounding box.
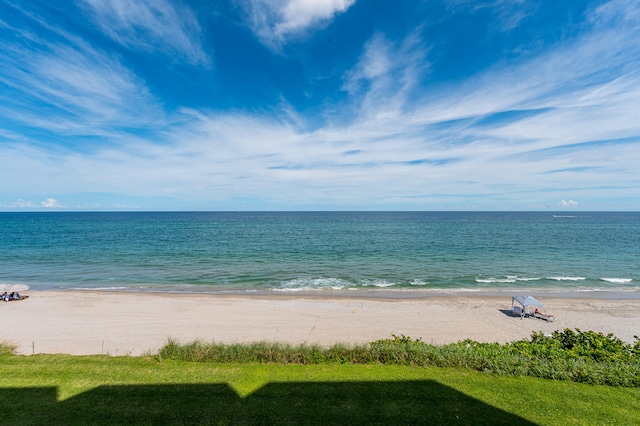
[79,0,209,66]
[0,4,165,145]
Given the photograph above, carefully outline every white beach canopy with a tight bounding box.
[511,295,544,312]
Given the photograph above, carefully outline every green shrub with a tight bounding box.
[522,329,638,363]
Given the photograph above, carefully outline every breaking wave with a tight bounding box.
[600,278,633,284]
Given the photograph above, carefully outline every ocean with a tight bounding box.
[1,212,638,296]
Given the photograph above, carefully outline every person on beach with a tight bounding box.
[3,292,24,301]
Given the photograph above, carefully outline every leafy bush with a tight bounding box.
[454,330,640,386]
[523,329,638,363]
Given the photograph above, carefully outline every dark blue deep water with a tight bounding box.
[1,212,638,294]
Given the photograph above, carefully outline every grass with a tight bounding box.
[1,353,639,425]
[2,329,639,424]
[1,336,639,425]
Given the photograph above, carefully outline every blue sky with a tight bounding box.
[1,0,639,211]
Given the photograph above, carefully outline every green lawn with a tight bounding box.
[1,353,638,425]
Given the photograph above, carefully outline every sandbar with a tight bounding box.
[1,291,638,356]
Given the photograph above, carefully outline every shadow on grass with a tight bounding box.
[1,381,536,425]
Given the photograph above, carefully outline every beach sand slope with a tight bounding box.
[1,291,638,356]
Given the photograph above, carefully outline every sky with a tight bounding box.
[1,0,639,211]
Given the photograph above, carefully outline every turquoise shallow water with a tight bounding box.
[1,212,638,295]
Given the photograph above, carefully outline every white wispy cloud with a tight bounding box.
[341,30,429,121]
[79,0,209,66]
[449,0,536,32]
[240,0,355,48]
[2,199,37,209]
[0,6,164,140]
[341,33,394,94]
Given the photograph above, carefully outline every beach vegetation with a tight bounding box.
[158,329,640,387]
[0,341,16,355]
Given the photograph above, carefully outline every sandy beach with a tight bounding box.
[1,291,638,356]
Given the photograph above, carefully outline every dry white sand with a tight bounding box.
[1,291,638,356]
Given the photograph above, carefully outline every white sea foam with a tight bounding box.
[475,276,541,284]
[409,279,427,286]
[548,276,586,281]
[277,277,402,291]
[0,283,30,292]
[278,278,351,291]
[70,286,131,291]
[600,278,633,284]
[360,279,395,288]
[476,277,517,283]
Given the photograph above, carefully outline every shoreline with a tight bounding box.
[20,286,640,300]
[2,290,639,356]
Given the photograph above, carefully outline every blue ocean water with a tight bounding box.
[1,212,638,295]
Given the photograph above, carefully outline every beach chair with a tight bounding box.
[512,305,524,319]
[533,309,557,322]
